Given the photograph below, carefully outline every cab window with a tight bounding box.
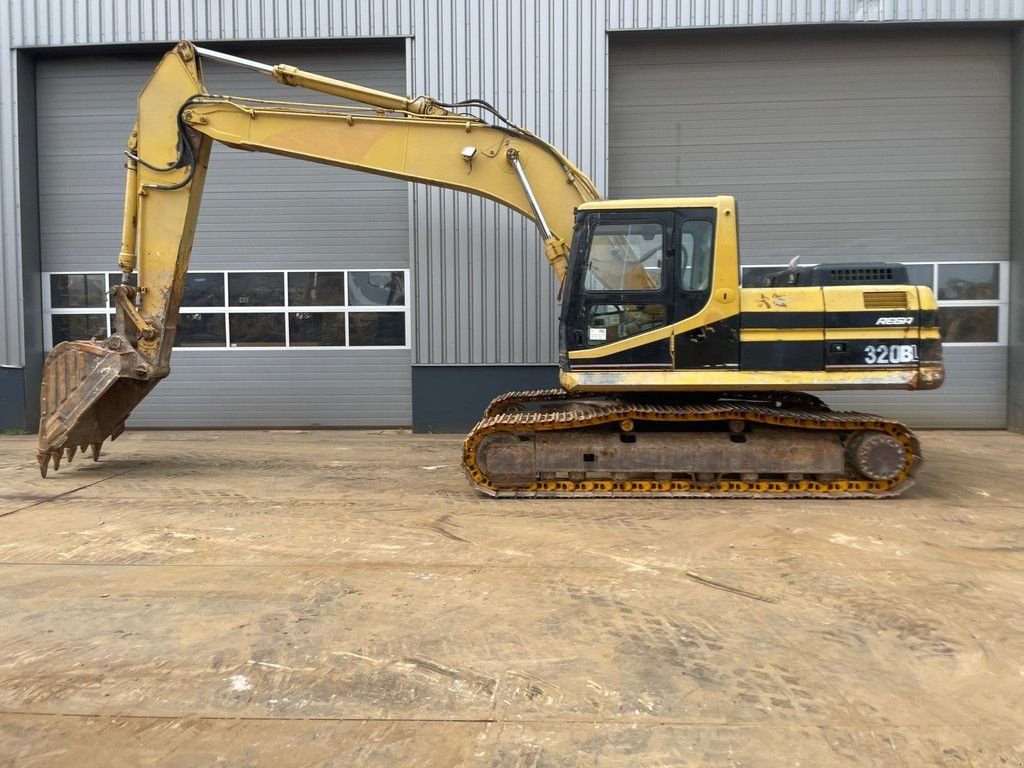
[584,221,664,292]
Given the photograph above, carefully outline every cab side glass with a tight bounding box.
[679,219,714,292]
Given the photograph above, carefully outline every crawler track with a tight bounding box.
[463,390,921,498]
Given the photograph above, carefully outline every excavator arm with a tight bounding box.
[36,41,601,475]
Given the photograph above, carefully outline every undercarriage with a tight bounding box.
[464,389,920,498]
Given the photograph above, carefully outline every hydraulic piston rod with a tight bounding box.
[194,45,448,116]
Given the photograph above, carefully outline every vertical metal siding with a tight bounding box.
[6,0,1021,47]
[0,7,22,368]
[606,0,1024,27]
[409,0,607,365]
[9,1,412,46]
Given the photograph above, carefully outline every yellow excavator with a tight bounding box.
[36,42,944,497]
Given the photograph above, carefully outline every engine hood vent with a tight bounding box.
[863,291,909,310]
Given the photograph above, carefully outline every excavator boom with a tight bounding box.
[37,41,600,475]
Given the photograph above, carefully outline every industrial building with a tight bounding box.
[1,2,1021,433]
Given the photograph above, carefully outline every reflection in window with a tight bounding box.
[289,272,346,306]
[937,264,999,301]
[584,222,663,292]
[51,314,107,344]
[584,303,666,346]
[349,312,405,346]
[228,273,284,307]
[182,273,225,307]
[289,312,347,346]
[229,313,285,346]
[176,313,226,347]
[938,307,999,343]
[51,274,106,308]
[348,271,405,306]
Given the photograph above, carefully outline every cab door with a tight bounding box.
[561,211,675,368]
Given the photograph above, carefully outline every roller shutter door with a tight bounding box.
[37,41,411,427]
[609,29,1010,427]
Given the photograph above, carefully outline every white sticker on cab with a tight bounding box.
[589,327,607,342]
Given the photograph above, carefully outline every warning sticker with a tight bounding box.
[589,327,607,342]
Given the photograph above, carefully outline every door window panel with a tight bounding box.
[229,313,285,346]
[176,313,226,347]
[289,312,347,346]
[51,314,107,344]
[938,307,999,343]
[937,264,998,301]
[584,222,663,292]
[228,272,284,307]
[349,312,406,346]
[348,271,405,306]
[51,273,106,308]
[903,264,934,290]
[289,272,346,306]
[182,273,225,307]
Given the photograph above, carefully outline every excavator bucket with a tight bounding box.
[37,334,158,477]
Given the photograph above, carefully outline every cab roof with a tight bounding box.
[577,195,734,211]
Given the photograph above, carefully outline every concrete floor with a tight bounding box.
[0,428,1022,767]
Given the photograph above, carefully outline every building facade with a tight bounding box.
[1,1,1022,432]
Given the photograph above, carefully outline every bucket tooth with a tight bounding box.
[66,445,77,464]
[52,451,62,471]
[37,452,50,479]
[91,442,102,462]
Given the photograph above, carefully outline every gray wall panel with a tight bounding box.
[610,29,1011,265]
[36,43,412,427]
[0,6,21,368]
[36,43,409,272]
[129,349,411,427]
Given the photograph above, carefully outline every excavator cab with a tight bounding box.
[560,199,740,375]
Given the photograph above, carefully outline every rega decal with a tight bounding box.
[875,317,914,326]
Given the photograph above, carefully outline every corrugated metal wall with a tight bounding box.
[408,1,606,364]
[35,43,413,427]
[608,28,1010,427]
[3,1,1023,371]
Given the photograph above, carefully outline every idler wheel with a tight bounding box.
[846,431,906,481]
